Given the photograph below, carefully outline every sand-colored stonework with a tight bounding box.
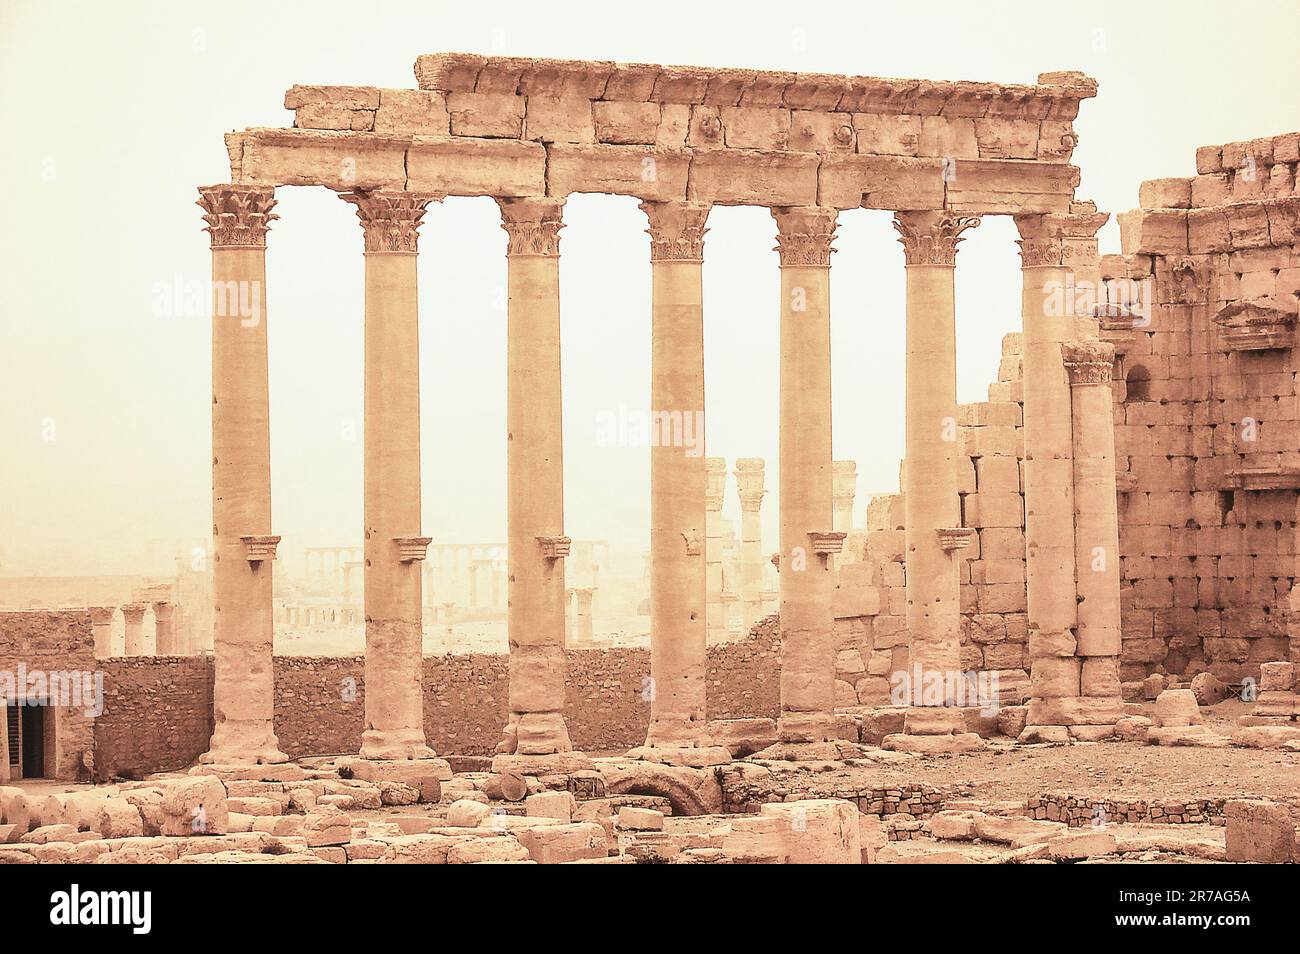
[4,52,1300,866]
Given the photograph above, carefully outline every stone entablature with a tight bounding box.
[223,54,1092,214]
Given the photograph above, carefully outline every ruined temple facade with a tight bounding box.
[193,52,1124,765]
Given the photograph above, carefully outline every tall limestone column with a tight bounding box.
[495,197,578,760]
[152,601,177,655]
[632,200,727,764]
[832,461,857,533]
[773,207,845,743]
[341,190,439,761]
[122,602,148,657]
[705,457,728,645]
[89,606,114,659]
[197,184,286,765]
[1061,339,1124,735]
[885,211,984,752]
[1015,209,1110,740]
[734,458,767,630]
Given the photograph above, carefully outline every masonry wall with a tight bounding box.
[0,610,97,781]
[1110,130,1300,684]
[94,656,213,780]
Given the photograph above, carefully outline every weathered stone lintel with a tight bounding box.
[227,128,1080,212]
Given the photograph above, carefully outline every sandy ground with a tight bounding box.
[856,700,1300,804]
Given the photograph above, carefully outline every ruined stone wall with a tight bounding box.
[1110,131,1300,685]
[268,632,780,759]
[834,332,1031,707]
[0,610,97,781]
[94,656,213,780]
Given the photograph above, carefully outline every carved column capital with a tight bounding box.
[640,200,711,262]
[892,211,980,265]
[772,206,838,267]
[734,458,766,512]
[706,457,728,511]
[341,191,441,253]
[497,196,566,257]
[197,184,278,248]
[1014,207,1109,267]
[1061,338,1117,385]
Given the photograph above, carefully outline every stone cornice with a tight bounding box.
[773,206,838,267]
[498,196,565,256]
[340,191,441,252]
[197,184,278,248]
[641,200,710,262]
[892,211,980,265]
[413,53,1097,119]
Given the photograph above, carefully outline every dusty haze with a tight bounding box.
[2,0,1297,577]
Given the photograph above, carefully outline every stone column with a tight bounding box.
[153,601,177,655]
[341,190,439,761]
[635,200,725,762]
[1061,339,1124,735]
[773,207,845,743]
[122,602,148,656]
[832,461,857,533]
[197,184,285,764]
[496,197,578,760]
[882,211,984,750]
[705,457,728,646]
[734,458,767,630]
[89,606,114,659]
[572,588,594,646]
[1015,208,1110,740]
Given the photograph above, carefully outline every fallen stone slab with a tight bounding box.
[1046,830,1117,860]
[514,822,608,864]
[972,815,1067,848]
[1225,800,1296,863]
[759,799,861,864]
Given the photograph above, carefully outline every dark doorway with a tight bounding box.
[21,704,44,778]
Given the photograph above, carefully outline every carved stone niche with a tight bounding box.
[1214,296,1297,352]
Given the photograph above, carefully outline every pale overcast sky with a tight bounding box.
[2,0,1297,576]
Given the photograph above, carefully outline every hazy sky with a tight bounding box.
[2,0,1297,576]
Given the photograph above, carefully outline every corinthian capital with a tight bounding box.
[197,184,278,248]
[640,201,710,262]
[772,206,838,267]
[892,211,980,265]
[497,196,566,257]
[341,191,441,253]
[1014,205,1109,267]
[1060,338,1116,385]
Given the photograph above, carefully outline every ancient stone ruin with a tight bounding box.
[4,51,1300,868]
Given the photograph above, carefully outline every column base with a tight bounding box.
[1017,724,1072,744]
[494,711,575,756]
[1027,696,1124,727]
[359,728,436,761]
[626,744,732,768]
[902,706,967,736]
[200,725,288,766]
[776,711,854,743]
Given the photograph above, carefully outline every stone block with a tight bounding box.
[514,822,607,864]
[759,799,860,864]
[1225,800,1295,863]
